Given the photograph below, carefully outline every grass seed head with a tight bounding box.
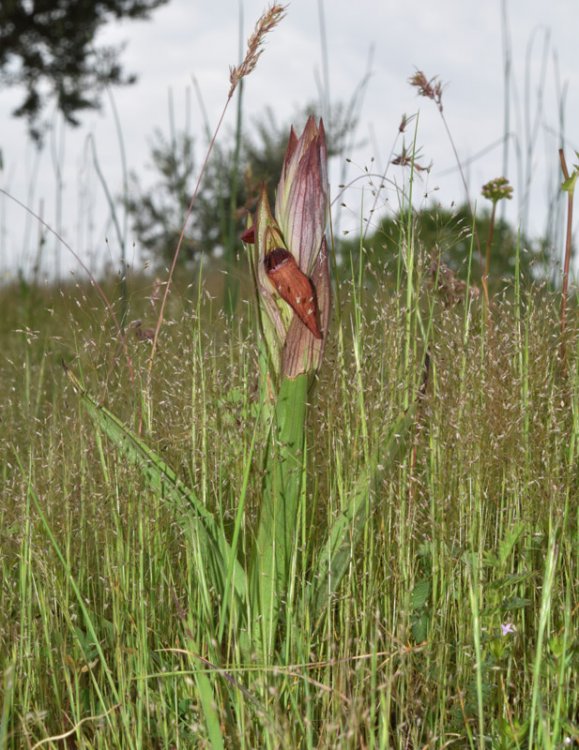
[228,4,288,97]
[409,70,445,112]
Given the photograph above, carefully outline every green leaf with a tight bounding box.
[411,613,429,643]
[411,578,431,611]
[488,572,532,589]
[194,668,225,750]
[497,522,525,566]
[64,366,247,609]
[250,373,308,657]
[561,172,578,193]
[500,596,531,610]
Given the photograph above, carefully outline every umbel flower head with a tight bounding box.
[482,176,513,204]
[243,116,331,380]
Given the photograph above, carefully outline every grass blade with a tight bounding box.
[309,410,415,622]
[64,365,247,607]
[250,373,309,657]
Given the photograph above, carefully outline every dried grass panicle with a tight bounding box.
[409,70,445,112]
[391,145,431,173]
[398,113,415,133]
[228,3,287,97]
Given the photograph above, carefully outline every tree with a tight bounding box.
[126,128,199,266]
[0,0,169,141]
[340,203,549,287]
[126,128,248,267]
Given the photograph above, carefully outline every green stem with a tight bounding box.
[558,149,574,361]
[485,200,497,282]
[251,373,309,659]
[224,75,244,316]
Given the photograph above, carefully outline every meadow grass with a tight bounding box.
[1,1,576,745]
[0,244,577,749]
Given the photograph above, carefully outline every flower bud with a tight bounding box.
[244,116,331,379]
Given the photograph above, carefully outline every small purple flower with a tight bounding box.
[501,623,516,636]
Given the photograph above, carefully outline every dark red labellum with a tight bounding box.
[264,248,322,339]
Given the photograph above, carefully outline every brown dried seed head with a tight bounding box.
[264,248,322,339]
[229,4,287,97]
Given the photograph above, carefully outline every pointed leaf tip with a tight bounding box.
[241,226,255,244]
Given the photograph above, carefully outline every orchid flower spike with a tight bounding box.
[244,116,331,379]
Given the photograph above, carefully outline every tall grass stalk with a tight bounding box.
[558,148,577,360]
[528,523,559,749]
[223,2,246,316]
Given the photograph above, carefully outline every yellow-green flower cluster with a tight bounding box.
[482,177,513,204]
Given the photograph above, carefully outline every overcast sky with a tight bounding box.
[1,0,577,279]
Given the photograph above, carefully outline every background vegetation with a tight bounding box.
[0,232,577,748]
[0,3,577,749]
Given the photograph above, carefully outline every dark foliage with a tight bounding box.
[341,203,549,286]
[0,0,169,141]
[126,129,199,265]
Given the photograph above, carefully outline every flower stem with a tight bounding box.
[251,373,309,659]
[558,149,574,363]
[484,200,497,282]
